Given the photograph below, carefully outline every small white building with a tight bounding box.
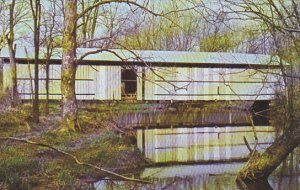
[0,48,284,101]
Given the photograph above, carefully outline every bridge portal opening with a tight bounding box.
[121,68,137,100]
[252,100,270,125]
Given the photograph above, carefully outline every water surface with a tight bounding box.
[94,162,299,190]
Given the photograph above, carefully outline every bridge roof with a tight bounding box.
[0,47,283,66]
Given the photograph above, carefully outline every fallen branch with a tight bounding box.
[0,136,150,184]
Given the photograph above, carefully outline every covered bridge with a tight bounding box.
[0,48,284,101]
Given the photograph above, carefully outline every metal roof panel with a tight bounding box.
[0,47,282,65]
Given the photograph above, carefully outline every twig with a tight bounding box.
[0,136,151,184]
[246,112,259,159]
[249,115,258,142]
[243,136,253,153]
[24,47,34,101]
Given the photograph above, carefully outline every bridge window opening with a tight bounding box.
[121,68,137,99]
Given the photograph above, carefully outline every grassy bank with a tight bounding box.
[0,100,271,189]
[0,103,149,190]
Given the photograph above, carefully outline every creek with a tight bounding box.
[94,104,299,189]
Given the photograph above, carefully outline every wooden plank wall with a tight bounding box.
[140,67,281,101]
[95,65,121,100]
[1,62,281,101]
[2,63,121,100]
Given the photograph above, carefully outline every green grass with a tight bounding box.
[0,145,40,190]
[0,102,151,189]
[0,104,31,128]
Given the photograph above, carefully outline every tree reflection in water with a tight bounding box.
[91,148,299,190]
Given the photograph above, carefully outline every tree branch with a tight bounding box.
[0,136,151,184]
[77,0,200,21]
[243,136,253,153]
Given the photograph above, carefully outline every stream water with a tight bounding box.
[93,105,299,189]
[93,161,299,190]
[92,125,299,190]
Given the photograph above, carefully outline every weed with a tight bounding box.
[0,104,31,129]
[0,155,40,190]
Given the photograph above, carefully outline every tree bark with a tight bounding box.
[236,121,300,188]
[31,0,41,123]
[61,0,79,132]
[44,0,56,115]
[0,58,3,93]
[8,0,18,107]
[45,58,50,115]
[89,0,99,47]
[80,0,87,48]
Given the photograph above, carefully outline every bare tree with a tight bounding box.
[0,0,6,50]
[41,0,61,114]
[30,0,42,123]
[0,0,29,105]
[7,0,18,107]
[118,1,204,51]
[78,0,100,48]
[61,0,78,132]
[60,0,201,132]
[218,0,300,188]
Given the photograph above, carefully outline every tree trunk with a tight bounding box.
[44,1,56,115]
[236,121,300,189]
[81,0,87,48]
[89,0,99,47]
[45,58,50,115]
[0,58,3,93]
[8,45,17,106]
[8,0,18,107]
[33,46,39,123]
[30,0,41,122]
[61,0,79,132]
[33,10,40,123]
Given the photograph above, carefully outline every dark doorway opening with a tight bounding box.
[121,68,137,99]
[252,100,270,125]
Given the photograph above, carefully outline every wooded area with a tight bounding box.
[0,0,299,189]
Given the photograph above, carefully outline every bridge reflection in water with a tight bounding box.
[113,101,268,128]
[137,126,275,163]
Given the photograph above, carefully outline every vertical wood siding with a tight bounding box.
[139,66,281,101]
[3,63,122,100]
[95,65,121,100]
[137,66,143,101]
[1,62,281,101]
